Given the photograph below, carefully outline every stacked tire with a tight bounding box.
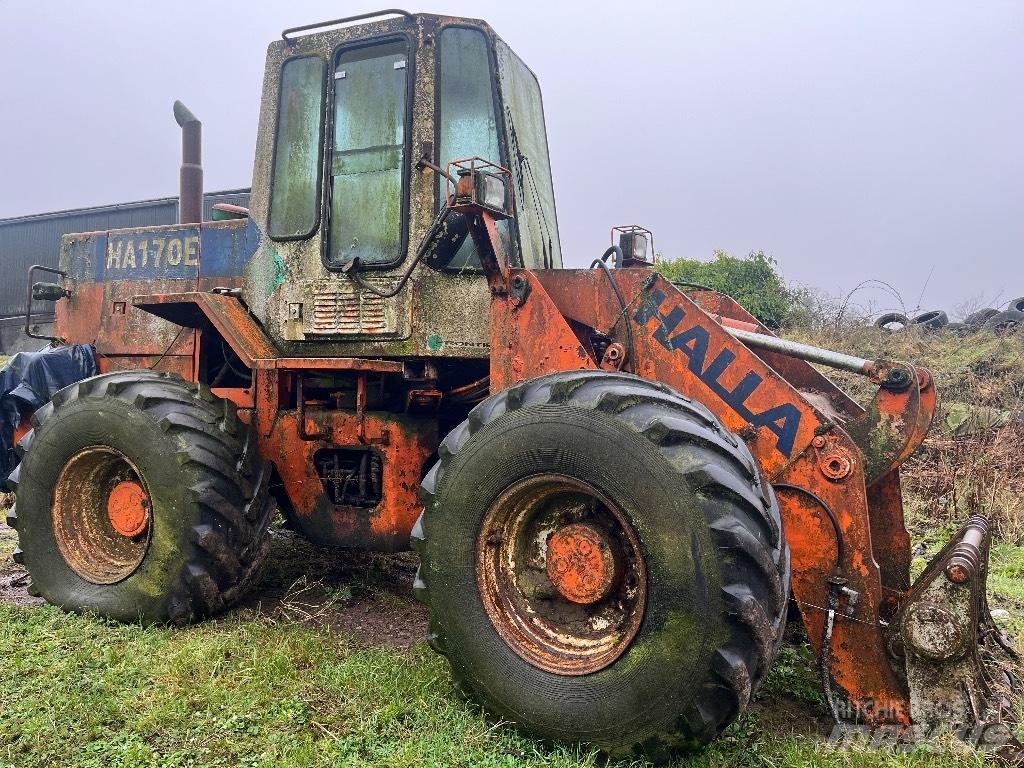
[874,298,1024,335]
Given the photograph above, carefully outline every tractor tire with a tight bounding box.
[984,309,1024,334]
[874,312,910,331]
[412,371,789,761]
[6,370,274,625]
[910,310,948,331]
[964,308,999,329]
[1009,297,1024,314]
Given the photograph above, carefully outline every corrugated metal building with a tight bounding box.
[0,189,250,320]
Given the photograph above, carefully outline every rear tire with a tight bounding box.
[413,371,789,760]
[7,370,274,624]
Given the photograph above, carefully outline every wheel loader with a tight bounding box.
[6,9,1017,760]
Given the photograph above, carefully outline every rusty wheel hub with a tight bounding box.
[107,481,150,537]
[52,447,151,584]
[545,523,617,604]
[476,474,647,675]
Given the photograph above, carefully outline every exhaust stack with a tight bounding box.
[173,100,203,224]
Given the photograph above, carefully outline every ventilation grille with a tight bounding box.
[306,278,404,336]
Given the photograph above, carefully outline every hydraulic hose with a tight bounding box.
[590,246,635,371]
[346,207,451,298]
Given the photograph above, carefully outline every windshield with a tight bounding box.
[435,26,514,270]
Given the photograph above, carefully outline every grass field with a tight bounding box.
[0,524,1013,768]
[0,331,1022,767]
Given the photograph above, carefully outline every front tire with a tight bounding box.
[413,371,790,760]
[7,370,274,624]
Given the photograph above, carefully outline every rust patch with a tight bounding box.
[52,447,151,585]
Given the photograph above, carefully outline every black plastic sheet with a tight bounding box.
[1,344,96,483]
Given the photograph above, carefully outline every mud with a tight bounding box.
[0,522,44,608]
[0,519,428,650]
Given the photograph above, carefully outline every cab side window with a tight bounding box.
[268,56,326,240]
[495,40,562,269]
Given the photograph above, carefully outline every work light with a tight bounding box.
[448,158,515,221]
[611,225,655,267]
[619,231,648,264]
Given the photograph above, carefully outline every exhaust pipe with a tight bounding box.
[173,100,203,224]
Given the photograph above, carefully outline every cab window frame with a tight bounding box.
[267,54,328,243]
[320,32,416,272]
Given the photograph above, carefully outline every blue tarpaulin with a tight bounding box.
[1,344,97,483]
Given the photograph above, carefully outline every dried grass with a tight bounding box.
[783,321,1024,544]
[902,425,1024,545]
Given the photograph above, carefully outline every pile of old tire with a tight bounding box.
[874,297,1024,335]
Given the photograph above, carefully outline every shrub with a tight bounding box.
[656,249,804,329]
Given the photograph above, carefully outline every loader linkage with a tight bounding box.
[891,515,1019,739]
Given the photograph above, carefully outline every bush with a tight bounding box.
[656,250,803,329]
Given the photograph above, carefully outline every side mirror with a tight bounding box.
[32,282,70,302]
[25,265,68,344]
[415,155,515,270]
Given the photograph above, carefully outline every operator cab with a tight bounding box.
[247,11,561,354]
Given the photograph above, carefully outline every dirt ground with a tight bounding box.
[0,522,428,649]
[241,527,430,650]
[0,523,43,609]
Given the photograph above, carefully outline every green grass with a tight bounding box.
[0,331,1019,767]
[989,541,1024,639]
[0,526,1006,768]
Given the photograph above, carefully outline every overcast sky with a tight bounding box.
[1,1,1021,316]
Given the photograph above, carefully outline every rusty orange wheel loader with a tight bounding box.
[6,10,1017,760]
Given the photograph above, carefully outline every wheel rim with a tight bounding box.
[52,446,152,584]
[476,474,647,675]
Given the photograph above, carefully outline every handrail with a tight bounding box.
[282,9,414,42]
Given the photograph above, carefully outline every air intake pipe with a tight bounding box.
[173,100,202,224]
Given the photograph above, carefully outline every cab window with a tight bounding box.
[268,56,325,240]
[495,39,562,269]
[435,26,514,270]
[325,39,409,268]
